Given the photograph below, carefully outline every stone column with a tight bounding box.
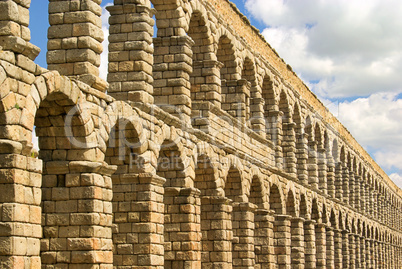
[361,181,367,213]
[354,174,361,210]
[222,79,251,125]
[274,215,292,269]
[268,110,284,169]
[342,230,350,269]
[315,223,327,269]
[296,133,309,185]
[373,240,381,268]
[232,202,257,269]
[249,97,267,137]
[254,209,274,269]
[354,234,361,269]
[153,35,194,123]
[369,239,376,269]
[304,220,316,268]
[326,226,335,269]
[0,151,42,268]
[107,1,154,103]
[191,60,223,109]
[0,0,40,60]
[348,170,355,208]
[335,162,344,201]
[342,165,350,204]
[200,196,233,268]
[113,173,165,268]
[41,161,116,268]
[360,236,366,269]
[164,187,202,268]
[333,229,343,268]
[317,146,327,195]
[307,141,319,190]
[47,0,107,91]
[283,122,297,177]
[349,233,356,269]
[290,217,305,269]
[326,154,336,198]
[368,187,374,218]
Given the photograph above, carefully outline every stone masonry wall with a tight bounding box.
[0,0,401,268]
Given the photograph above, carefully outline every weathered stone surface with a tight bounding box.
[0,0,401,269]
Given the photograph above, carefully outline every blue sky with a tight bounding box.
[29,0,402,189]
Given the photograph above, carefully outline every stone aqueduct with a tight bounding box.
[0,0,401,268]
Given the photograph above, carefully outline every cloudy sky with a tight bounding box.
[30,0,402,189]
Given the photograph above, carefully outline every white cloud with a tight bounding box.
[245,0,402,189]
[245,0,402,98]
[390,173,402,190]
[335,92,402,189]
[100,2,112,81]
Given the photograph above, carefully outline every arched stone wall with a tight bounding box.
[0,0,401,268]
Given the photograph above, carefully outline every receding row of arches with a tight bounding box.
[105,0,402,232]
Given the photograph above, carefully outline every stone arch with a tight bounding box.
[29,72,115,268]
[278,89,294,172]
[157,139,188,187]
[299,193,308,218]
[311,198,320,221]
[249,175,266,209]
[187,4,217,109]
[286,189,296,217]
[269,183,284,214]
[30,72,97,155]
[241,56,259,126]
[262,72,278,144]
[216,32,239,81]
[194,153,219,196]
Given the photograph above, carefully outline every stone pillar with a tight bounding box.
[374,240,380,269]
[290,217,305,268]
[349,233,356,269]
[0,0,40,60]
[335,162,343,201]
[200,196,233,268]
[360,236,366,269]
[348,170,355,208]
[41,161,116,268]
[112,173,165,268]
[361,181,367,213]
[304,220,316,268]
[342,230,350,269]
[153,36,194,123]
[296,133,309,185]
[107,1,155,103]
[342,165,350,204]
[254,209,274,269]
[270,110,284,169]
[333,229,343,268]
[191,60,223,108]
[354,234,361,269]
[368,187,374,218]
[222,79,251,124]
[326,154,336,198]
[0,151,42,268]
[354,175,361,210]
[326,226,335,269]
[317,146,327,195]
[249,97,267,136]
[368,239,375,269]
[164,187,202,268]
[274,215,291,269]
[315,223,327,269]
[307,141,319,190]
[232,202,256,269]
[283,122,297,177]
[47,0,107,91]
